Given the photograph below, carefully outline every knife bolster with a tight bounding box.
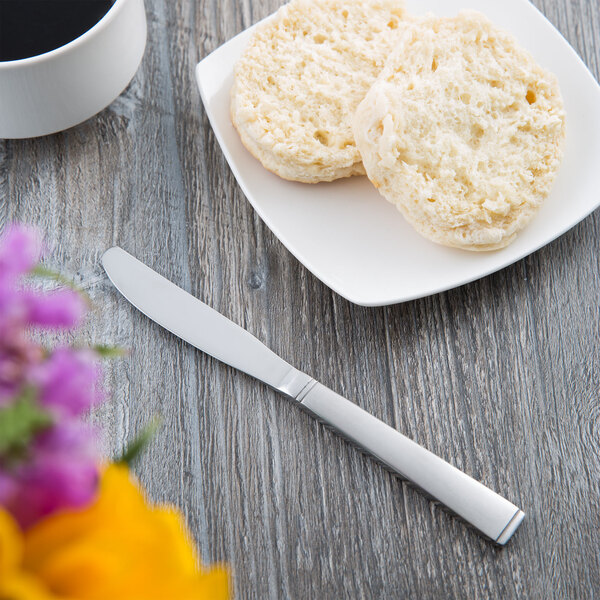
[275,367,317,400]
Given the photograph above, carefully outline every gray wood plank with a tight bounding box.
[1,0,599,597]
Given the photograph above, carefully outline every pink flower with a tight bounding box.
[0,225,107,527]
[33,348,103,417]
[0,225,86,334]
[23,288,87,329]
[0,224,42,284]
[0,328,43,403]
[0,226,90,401]
[0,421,100,528]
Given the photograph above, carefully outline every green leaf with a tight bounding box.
[115,418,161,467]
[0,389,53,461]
[29,264,91,304]
[93,345,128,359]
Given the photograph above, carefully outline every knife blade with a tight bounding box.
[102,246,524,545]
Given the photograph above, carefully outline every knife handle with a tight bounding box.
[294,381,524,544]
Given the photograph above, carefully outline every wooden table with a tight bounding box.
[1,0,599,597]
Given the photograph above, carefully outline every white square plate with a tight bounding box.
[196,0,600,306]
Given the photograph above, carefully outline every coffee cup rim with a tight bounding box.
[0,0,124,69]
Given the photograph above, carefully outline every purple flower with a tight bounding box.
[0,224,42,284]
[23,288,87,329]
[0,225,91,403]
[33,348,103,417]
[0,329,42,403]
[0,471,17,508]
[0,225,107,527]
[0,225,86,334]
[0,420,100,528]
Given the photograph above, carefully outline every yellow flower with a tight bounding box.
[0,509,56,600]
[0,465,229,600]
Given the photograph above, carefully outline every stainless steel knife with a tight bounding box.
[102,246,525,545]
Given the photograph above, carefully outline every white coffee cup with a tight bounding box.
[0,0,147,139]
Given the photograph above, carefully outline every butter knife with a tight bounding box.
[102,247,524,544]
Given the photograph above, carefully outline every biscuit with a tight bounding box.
[352,11,566,250]
[231,0,407,183]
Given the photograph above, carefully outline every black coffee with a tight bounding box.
[0,0,115,62]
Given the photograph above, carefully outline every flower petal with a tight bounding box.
[24,465,230,600]
[0,572,58,600]
[1,421,100,528]
[0,508,23,574]
[23,289,86,330]
[0,226,43,283]
[34,349,103,417]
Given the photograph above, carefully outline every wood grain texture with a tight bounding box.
[1,0,600,597]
